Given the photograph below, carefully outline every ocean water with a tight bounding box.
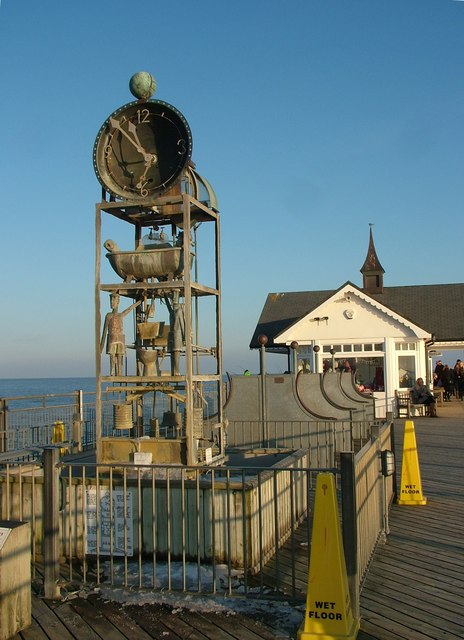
[0,377,96,399]
[0,376,221,416]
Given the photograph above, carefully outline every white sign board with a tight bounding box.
[133,452,152,465]
[85,488,133,556]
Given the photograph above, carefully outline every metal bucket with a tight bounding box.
[113,403,133,430]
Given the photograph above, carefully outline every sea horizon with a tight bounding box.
[0,376,95,380]
[0,377,97,401]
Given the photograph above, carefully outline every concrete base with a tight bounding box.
[100,437,187,465]
[0,520,31,640]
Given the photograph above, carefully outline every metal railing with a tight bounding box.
[1,450,315,598]
[0,387,393,607]
[0,419,394,605]
[0,387,221,454]
[226,418,372,468]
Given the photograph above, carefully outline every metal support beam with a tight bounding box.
[43,447,60,600]
[340,451,360,620]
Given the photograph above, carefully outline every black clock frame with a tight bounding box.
[93,99,193,200]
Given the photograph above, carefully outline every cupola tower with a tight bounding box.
[360,224,384,294]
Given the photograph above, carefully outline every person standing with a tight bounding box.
[434,360,444,386]
[441,365,454,401]
[453,360,464,400]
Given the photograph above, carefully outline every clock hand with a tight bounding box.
[127,122,158,168]
[127,122,146,152]
[109,118,149,159]
[136,154,158,194]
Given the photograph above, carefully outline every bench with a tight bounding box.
[433,387,444,405]
[395,390,426,418]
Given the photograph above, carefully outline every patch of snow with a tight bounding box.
[99,559,305,637]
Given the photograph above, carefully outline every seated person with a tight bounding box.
[410,378,437,417]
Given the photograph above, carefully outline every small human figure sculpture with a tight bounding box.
[100,293,141,376]
[166,291,185,376]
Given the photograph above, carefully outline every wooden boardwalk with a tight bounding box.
[359,399,464,640]
[13,400,464,639]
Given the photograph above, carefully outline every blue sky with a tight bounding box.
[0,0,463,378]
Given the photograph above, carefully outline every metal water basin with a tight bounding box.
[106,247,183,280]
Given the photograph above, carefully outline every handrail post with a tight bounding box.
[0,398,7,453]
[43,446,61,599]
[370,424,386,539]
[340,451,359,620]
[259,337,268,447]
[72,390,83,453]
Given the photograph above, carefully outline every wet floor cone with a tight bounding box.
[397,420,427,505]
[298,473,360,640]
[52,420,65,456]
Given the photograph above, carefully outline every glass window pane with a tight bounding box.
[398,355,415,388]
[353,356,384,391]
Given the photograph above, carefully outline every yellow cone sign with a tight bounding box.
[397,420,427,505]
[298,473,359,640]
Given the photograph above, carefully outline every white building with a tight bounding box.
[250,227,464,415]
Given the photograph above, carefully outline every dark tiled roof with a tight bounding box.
[250,282,464,349]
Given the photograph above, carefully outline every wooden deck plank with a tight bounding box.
[27,597,76,640]
[177,610,253,640]
[366,566,464,609]
[209,611,284,640]
[360,574,463,633]
[48,601,103,640]
[65,597,131,640]
[358,404,464,640]
[360,604,444,640]
[361,593,463,640]
[83,595,154,640]
[358,618,410,640]
[12,618,49,640]
[124,603,202,639]
[368,554,464,592]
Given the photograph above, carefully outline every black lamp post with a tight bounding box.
[313,345,320,373]
[330,348,336,372]
[290,341,299,375]
[258,335,268,447]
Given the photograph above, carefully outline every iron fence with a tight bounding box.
[0,387,393,608]
[0,387,221,454]
[0,419,394,607]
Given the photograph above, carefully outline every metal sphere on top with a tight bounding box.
[290,341,299,350]
[258,334,268,346]
[129,71,157,99]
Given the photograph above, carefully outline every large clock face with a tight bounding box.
[93,99,193,200]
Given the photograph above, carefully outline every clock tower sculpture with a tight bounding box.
[93,72,225,467]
